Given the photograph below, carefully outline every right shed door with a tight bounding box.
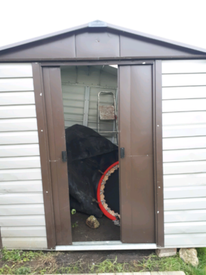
[119,65,155,243]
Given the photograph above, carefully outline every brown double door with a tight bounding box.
[43,64,155,245]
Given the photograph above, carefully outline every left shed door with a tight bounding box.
[43,67,72,245]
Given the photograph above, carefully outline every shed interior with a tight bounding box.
[60,65,120,242]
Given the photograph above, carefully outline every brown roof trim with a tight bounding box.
[0,20,206,54]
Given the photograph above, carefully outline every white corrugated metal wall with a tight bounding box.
[0,64,47,249]
[61,66,118,143]
[162,60,206,247]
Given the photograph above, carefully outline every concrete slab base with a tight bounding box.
[156,248,177,257]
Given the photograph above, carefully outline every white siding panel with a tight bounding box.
[163,124,206,138]
[162,99,206,112]
[164,186,206,199]
[0,144,40,157]
[2,237,47,249]
[164,209,206,223]
[163,136,206,150]
[165,222,206,234]
[163,161,206,175]
[0,132,39,145]
[0,105,36,118]
[0,216,45,226]
[164,198,206,211]
[1,226,46,237]
[165,234,206,247]
[163,149,206,162]
[162,60,206,74]
[0,64,33,78]
[0,181,42,193]
[162,74,206,87]
[0,156,41,169]
[0,168,42,181]
[162,86,206,100]
[163,112,206,125]
[0,63,46,250]
[0,204,45,215]
[0,118,37,131]
[0,92,35,106]
[0,78,34,91]
[0,193,43,204]
[164,173,206,187]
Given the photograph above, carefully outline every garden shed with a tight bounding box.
[0,20,206,251]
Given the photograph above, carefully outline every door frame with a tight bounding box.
[32,60,164,249]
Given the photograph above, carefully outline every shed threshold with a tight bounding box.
[56,241,157,251]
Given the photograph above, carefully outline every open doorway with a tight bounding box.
[60,65,120,242]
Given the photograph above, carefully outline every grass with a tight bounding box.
[0,247,205,274]
[138,248,206,275]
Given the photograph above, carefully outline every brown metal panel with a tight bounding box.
[120,35,197,58]
[119,65,155,243]
[32,63,56,249]
[0,34,75,60]
[43,67,72,245]
[1,20,206,55]
[76,32,119,58]
[154,60,164,247]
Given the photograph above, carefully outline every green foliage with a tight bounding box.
[57,261,83,274]
[14,266,31,274]
[1,247,43,263]
[138,252,206,275]
[89,257,129,273]
[71,208,76,215]
[0,264,14,274]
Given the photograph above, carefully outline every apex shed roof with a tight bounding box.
[0,20,206,62]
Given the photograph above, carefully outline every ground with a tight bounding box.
[0,248,206,274]
[71,212,120,241]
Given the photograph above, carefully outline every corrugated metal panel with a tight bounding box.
[162,60,206,248]
[164,186,206,199]
[0,92,35,105]
[162,74,206,87]
[165,198,206,211]
[163,124,206,138]
[0,204,45,215]
[0,215,45,226]
[162,60,206,73]
[0,181,42,193]
[165,234,206,247]
[163,161,206,175]
[163,99,206,112]
[0,105,36,118]
[0,63,47,249]
[162,86,206,100]
[2,237,47,249]
[163,112,206,125]
[0,132,39,145]
[0,118,38,132]
[1,226,46,237]
[164,173,206,187]
[0,156,41,169]
[165,221,206,234]
[163,149,206,162]
[0,78,34,91]
[0,144,40,157]
[61,66,117,142]
[0,64,33,78]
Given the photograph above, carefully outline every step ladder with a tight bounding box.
[97,91,118,144]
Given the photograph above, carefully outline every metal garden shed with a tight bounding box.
[0,20,206,251]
